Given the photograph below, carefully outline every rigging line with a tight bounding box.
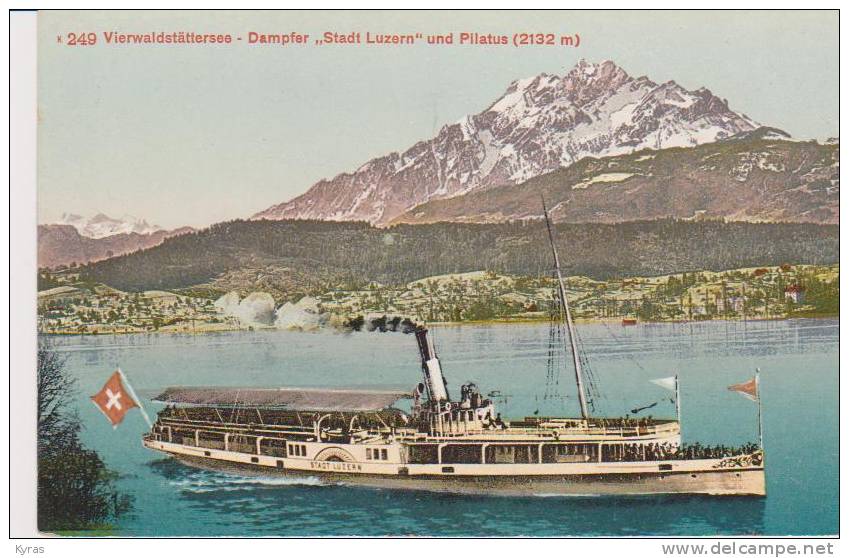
[545,318,553,400]
[545,295,567,399]
[578,347,600,395]
[571,324,602,403]
[551,316,564,399]
[600,320,649,374]
[229,389,241,424]
[549,282,599,407]
[544,302,557,400]
[553,319,562,397]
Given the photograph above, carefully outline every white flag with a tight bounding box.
[651,376,676,391]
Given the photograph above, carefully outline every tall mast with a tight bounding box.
[542,199,589,420]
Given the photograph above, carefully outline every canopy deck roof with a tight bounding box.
[152,386,412,412]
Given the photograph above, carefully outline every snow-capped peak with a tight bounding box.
[254,59,761,225]
[56,212,164,239]
[572,58,617,77]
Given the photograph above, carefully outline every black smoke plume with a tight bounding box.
[343,315,419,334]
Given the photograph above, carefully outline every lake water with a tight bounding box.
[43,318,838,537]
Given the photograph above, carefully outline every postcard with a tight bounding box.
[13,9,840,540]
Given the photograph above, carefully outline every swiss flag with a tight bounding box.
[91,371,139,428]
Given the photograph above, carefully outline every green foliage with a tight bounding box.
[79,219,838,294]
[794,272,839,315]
[37,345,132,532]
[38,271,61,290]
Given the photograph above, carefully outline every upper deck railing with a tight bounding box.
[153,407,680,444]
[508,417,681,438]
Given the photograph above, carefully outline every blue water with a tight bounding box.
[44,319,838,536]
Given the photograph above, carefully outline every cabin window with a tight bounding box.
[602,443,655,463]
[442,444,484,464]
[603,444,623,462]
[485,445,538,464]
[259,438,287,458]
[366,448,388,460]
[543,443,598,464]
[251,457,259,463]
[228,435,258,455]
[197,431,226,451]
[488,445,515,464]
[408,445,438,464]
[366,448,389,461]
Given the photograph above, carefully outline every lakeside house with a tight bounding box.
[785,285,806,304]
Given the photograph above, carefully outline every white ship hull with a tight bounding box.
[145,438,766,496]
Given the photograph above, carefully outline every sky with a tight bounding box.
[37,10,838,229]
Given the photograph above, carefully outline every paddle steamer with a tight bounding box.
[143,206,765,496]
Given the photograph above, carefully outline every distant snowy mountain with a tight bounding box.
[38,224,194,269]
[57,212,164,239]
[39,212,194,268]
[254,59,759,225]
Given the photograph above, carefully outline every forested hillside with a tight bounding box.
[77,219,839,299]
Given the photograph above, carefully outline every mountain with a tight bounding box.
[254,59,759,225]
[38,224,193,269]
[79,219,838,299]
[392,131,839,225]
[56,212,164,239]
[721,126,793,143]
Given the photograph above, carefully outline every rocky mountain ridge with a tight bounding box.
[392,130,839,225]
[254,59,760,225]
